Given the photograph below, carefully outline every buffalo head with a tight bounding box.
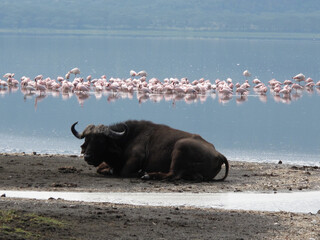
[71,122,127,167]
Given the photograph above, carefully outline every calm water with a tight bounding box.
[2,190,320,213]
[0,35,319,165]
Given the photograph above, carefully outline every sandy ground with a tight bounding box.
[0,153,320,239]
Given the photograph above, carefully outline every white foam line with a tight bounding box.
[1,190,319,214]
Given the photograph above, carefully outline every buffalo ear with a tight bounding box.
[71,122,84,139]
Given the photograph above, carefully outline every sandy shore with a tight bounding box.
[0,153,320,239]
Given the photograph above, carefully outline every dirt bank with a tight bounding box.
[0,153,320,239]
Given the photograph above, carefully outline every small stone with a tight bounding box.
[278,160,282,164]
[1,194,6,198]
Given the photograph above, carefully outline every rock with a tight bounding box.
[278,160,282,164]
[1,193,6,197]
[58,166,78,173]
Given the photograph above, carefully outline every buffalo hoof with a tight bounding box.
[97,162,114,175]
[141,173,150,180]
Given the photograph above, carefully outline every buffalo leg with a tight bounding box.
[142,139,209,181]
[96,162,114,175]
[141,171,176,180]
[141,145,184,180]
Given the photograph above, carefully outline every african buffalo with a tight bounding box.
[71,120,229,181]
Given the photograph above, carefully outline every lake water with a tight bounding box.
[0,35,320,166]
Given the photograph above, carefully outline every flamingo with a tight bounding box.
[252,78,261,84]
[69,67,80,77]
[305,77,313,83]
[35,80,47,93]
[7,78,19,86]
[25,83,36,93]
[130,70,137,77]
[291,83,303,92]
[305,82,315,88]
[0,80,8,88]
[75,83,89,93]
[65,72,71,80]
[3,73,15,79]
[137,70,147,77]
[62,82,72,93]
[292,73,305,85]
[236,87,248,96]
[273,86,281,95]
[34,75,43,81]
[242,70,251,78]
[279,87,291,95]
[283,80,293,85]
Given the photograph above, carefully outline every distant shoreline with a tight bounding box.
[1,28,320,40]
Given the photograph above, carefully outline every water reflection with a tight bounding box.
[1,71,320,108]
[1,190,320,214]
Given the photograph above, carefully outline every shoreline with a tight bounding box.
[1,152,319,193]
[1,28,320,41]
[1,153,320,239]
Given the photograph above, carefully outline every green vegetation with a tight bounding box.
[0,209,67,240]
[0,0,320,38]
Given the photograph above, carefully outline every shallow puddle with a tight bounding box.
[1,190,319,214]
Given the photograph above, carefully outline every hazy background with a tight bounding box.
[1,0,320,36]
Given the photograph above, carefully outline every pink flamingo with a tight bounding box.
[279,87,291,95]
[305,82,315,88]
[273,85,281,95]
[34,75,43,81]
[61,82,72,93]
[291,83,303,92]
[35,80,47,93]
[130,70,137,77]
[236,87,248,96]
[242,70,251,78]
[0,80,8,88]
[252,78,261,84]
[69,68,80,78]
[75,83,89,93]
[3,73,14,78]
[137,70,147,77]
[283,80,293,85]
[65,72,71,80]
[305,77,313,83]
[292,73,305,85]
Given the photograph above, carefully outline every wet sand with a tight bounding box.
[1,153,320,239]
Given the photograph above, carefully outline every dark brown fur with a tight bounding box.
[72,120,229,181]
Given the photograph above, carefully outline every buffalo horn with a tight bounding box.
[71,122,84,139]
[107,123,128,139]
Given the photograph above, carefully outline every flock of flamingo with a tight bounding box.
[0,67,320,106]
